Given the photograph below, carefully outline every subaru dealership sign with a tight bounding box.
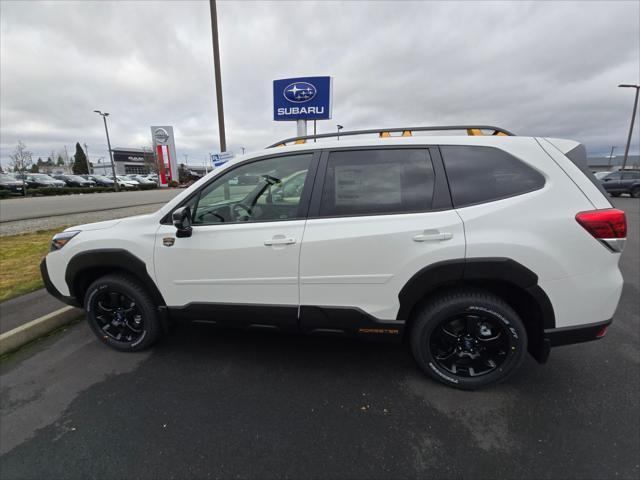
[273,76,332,121]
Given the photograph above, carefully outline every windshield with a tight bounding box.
[30,174,54,180]
[0,174,17,181]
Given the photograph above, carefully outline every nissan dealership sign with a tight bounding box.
[151,126,178,187]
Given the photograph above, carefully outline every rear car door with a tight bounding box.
[620,171,640,193]
[154,151,318,330]
[298,146,465,334]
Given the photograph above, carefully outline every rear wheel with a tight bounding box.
[631,187,640,198]
[410,289,527,390]
[84,274,161,351]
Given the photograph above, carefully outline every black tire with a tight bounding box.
[84,274,162,351]
[410,289,527,390]
[631,187,640,198]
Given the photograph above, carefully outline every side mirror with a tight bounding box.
[172,206,193,238]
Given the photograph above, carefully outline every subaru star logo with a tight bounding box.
[283,82,317,103]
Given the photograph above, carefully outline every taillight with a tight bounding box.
[575,209,627,239]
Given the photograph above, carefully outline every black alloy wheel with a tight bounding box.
[410,289,527,389]
[429,311,511,377]
[85,274,162,351]
[93,289,145,344]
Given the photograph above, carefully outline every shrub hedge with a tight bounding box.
[0,183,158,199]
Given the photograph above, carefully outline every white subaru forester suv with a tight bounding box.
[41,126,626,389]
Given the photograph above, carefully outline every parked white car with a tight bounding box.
[41,125,625,389]
[116,175,138,188]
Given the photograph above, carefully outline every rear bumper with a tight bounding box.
[544,319,612,347]
[40,257,80,307]
[533,319,612,363]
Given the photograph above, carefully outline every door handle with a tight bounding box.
[413,231,453,242]
[264,236,296,246]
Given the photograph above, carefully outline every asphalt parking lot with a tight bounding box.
[0,198,638,480]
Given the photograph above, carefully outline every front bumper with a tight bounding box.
[40,257,80,307]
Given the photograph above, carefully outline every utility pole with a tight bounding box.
[94,110,119,191]
[63,145,69,172]
[84,142,91,173]
[209,0,226,153]
[618,84,640,171]
[607,146,616,168]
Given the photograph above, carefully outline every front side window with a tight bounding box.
[622,172,640,180]
[319,149,435,217]
[192,153,313,225]
[440,146,545,207]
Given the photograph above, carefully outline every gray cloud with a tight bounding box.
[1,0,638,168]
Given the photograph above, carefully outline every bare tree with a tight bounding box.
[9,141,32,195]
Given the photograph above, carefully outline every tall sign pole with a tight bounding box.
[618,84,640,171]
[209,0,226,153]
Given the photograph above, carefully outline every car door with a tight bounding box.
[154,151,318,330]
[298,147,465,334]
[601,172,622,193]
[621,172,639,193]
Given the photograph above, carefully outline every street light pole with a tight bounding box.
[94,110,119,191]
[618,84,640,171]
[337,124,343,141]
[607,146,616,168]
[209,0,227,153]
[84,142,91,174]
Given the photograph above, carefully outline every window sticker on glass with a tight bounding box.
[334,164,402,206]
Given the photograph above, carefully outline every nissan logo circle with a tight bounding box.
[154,128,170,144]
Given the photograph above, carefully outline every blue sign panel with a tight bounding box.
[273,76,332,121]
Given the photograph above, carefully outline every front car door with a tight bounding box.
[298,146,465,336]
[154,151,318,330]
[601,172,622,193]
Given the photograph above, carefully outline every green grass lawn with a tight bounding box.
[0,227,67,302]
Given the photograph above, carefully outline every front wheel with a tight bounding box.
[84,274,162,351]
[410,289,527,390]
[630,187,640,198]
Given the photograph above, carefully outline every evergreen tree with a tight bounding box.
[30,163,39,173]
[72,142,89,174]
[57,155,65,166]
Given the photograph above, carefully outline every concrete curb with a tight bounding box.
[0,306,83,356]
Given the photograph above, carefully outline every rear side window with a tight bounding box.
[319,149,434,217]
[440,146,545,207]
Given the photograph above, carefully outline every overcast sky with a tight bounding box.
[1,0,639,169]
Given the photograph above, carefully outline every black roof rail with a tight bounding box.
[267,125,516,148]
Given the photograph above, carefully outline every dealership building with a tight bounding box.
[92,148,155,176]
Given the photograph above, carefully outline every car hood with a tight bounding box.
[65,218,122,232]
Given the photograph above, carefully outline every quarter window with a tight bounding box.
[319,149,435,217]
[192,153,313,225]
[440,146,545,207]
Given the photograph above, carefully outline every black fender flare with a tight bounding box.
[396,257,555,330]
[65,249,166,308]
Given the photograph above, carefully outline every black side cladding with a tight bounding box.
[565,144,611,199]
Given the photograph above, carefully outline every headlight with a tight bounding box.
[50,230,80,251]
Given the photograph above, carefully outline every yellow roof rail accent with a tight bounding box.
[294,139,306,144]
[402,130,412,137]
[379,131,391,138]
[467,129,483,136]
